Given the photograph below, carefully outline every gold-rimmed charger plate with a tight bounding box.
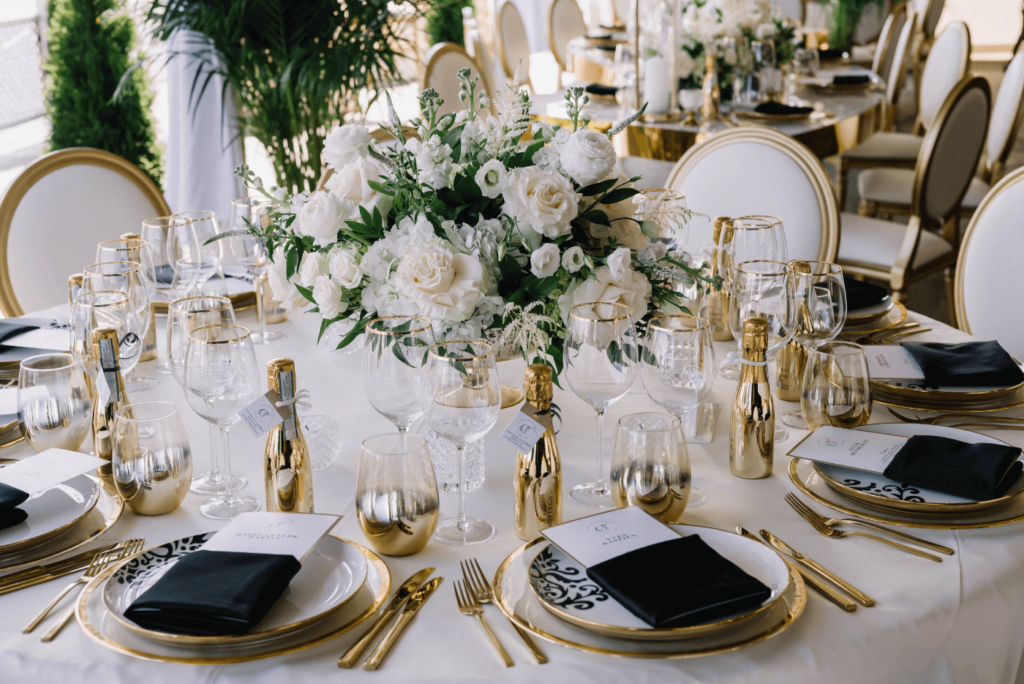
[841,300,907,336]
[731,108,814,122]
[845,296,894,326]
[494,536,806,658]
[870,361,1024,408]
[153,291,255,315]
[0,460,101,554]
[76,541,390,665]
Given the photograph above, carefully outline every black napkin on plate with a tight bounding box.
[585,84,618,97]
[833,74,871,85]
[123,550,301,636]
[843,275,888,310]
[902,341,1024,388]
[818,48,846,60]
[0,321,38,344]
[883,435,1024,501]
[0,482,29,531]
[754,101,814,116]
[585,535,772,628]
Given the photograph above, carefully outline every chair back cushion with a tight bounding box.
[664,128,838,262]
[854,0,890,45]
[873,4,906,79]
[497,0,531,80]
[986,49,1024,168]
[774,0,805,22]
[919,21,971,130]
[549,0,587,70]
[921,0,945,38]
[422,43,485,116]
[885,10,917,108]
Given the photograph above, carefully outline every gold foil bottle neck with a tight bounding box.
[713,217,728,244]
[742,317,769,352]
[90,326,118,347]
[789,260,811,275]
[267,357,295,390]
[524,364,553,411]
[722,218,735,245]
[68,274,83,287]
[120,233,141,241]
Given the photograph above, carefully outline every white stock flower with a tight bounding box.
[530,243,561,278]
[404,135,453,189]
[325,156,393,218]
[312,274,344,319]
[323,124,372,170]
[298,251,329,288]
[533,145,561,171]
[299,191,351,248]
[561,245,585,273]
[328,246,363,289]
[501,168,579,238]
[560,129,616,186]
[475,159,507,198]
[395,241,486,321]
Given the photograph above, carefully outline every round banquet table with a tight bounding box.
[2,302,1024,684]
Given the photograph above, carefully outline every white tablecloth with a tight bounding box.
[2,305,1024,683]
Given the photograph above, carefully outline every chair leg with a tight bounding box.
[944,267,957,328]
[858,200,878,217]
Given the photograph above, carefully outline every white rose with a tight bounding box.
[638,241,669,264]
[299,191,351,248]
[325,156,393,218]
[562,245,585,273]
[267,246,295,303]
[559,264,651,322]
[678,51,696,79]
[605,247,632,286]
[501,168,579,238]
[475,159,507,198]
[530,243,561,278]
[328,247,363,289]
[312,274,344,319]
[395,242,485,321]
[298,251,329,288]
[559,129,616,186]
[323,124,372,170]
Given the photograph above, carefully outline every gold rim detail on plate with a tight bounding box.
[75,541,391,665]
[0,460,101,554]
[154,292,255,315]
[731,109,813,122]
[871,394,1024,414]
[841,299,907,335]
[870,374,1024,406]
[845,298,894,325]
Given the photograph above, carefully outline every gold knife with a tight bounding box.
[363,577,443,671]
[736,527,856,612]
[0,543,123,594]
[760,530,875,607]
[337,567,435,668]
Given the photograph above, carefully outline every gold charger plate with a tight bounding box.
[0,459,101,554]
[841,300,907,336]
[732,108,813,122]
[75,541,390,665]
[872,393,1024,414]
[845,297,894,326]
[153,291,254,315]
[870,364,1024,408]
[808,81,876,94]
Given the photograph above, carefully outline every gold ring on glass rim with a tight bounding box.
[427,339,493,360]
[75,542,390,665]
[841,299,907,335]
[789,458,1024,530]
[735,260,789,276]
[567,301,634,322]
[20,352,76,372]
[493,536,806,658]
[167,296,233,314]
[186,324,252,345]
[647,314,711,332]
[73,290,131,308]
[97,238,149,254]
[83,262,144,276]
[142,215,192,228]
[366,315,433,336]
[172,210,216,225]
[103,534,371,646]
[730,216,781,230]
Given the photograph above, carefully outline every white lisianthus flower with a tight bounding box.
[404,135,453,189]
[475,159,507,198]
[312,274,344,319]
[323,124,372,170]
[502,168,579,238]
[533,145,561,171]
[530,243,561,278]
[395,241,486,321]
[328,246,363,289]
[298,251,330,288]
[299,191,351,248]
[561,245,585,273]
[325,156,393,218]
[678,51,696,79]
[638,241,669,264]
[560,129,616,186]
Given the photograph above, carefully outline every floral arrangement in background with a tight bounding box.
[223,73,719,379]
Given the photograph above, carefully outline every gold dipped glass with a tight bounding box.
[17,353,92,452]
[112,401,192,515]
[801,341,872,430]
[610,413,691,523]
[356,434,439,556]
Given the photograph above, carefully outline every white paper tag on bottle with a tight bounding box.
[238,390,291,438]
[95,371,110,408]
[499,403,548,453]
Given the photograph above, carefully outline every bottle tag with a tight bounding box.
[238,390,291,438]
[97,338,120,404]
[278,370,298,441]
[499,402,548,453]
[95,371,111,408]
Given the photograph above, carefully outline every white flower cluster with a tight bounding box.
[682,0,764,47]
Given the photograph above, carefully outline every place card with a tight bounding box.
[0,449,106,495]
[498,402,548,453]
[864,345,925,380]
[788,426,911,474]
[200,512,339,562]
[237,390,291,438]
[541,507,680,568]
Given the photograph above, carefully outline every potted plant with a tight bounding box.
[827,0,891,53]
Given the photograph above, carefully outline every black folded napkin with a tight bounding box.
[123,550,301,636]
[902,341,1024,388]
[0,321,38,344]
[585,535,772,628]
[754,101,814,116]
[585,84,618,97]
[0,482,29,531]
[844,275,888,310]
[818,48,846,60]
[0,345,53,364]
[833,74,871,85]
[883,435,1024,501]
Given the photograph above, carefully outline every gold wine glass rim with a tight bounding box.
[814,341,867,356]
[73,290,131,308]
[97,238,149,251]
[366,315,433,336]
[427,340,493,361]
[568,301,634,322]
[735,259,790,276]
[361,433,429,455]
[20,352,75,371]
[83,261,143,276]
[172,210,216,222]
[617,411,682,432]
[168,295,233,314]
[231,196,267,207]
[142,216,192,228]
[187,324,252,345]
[791,260,842,276]
[731,216,781,230]
[115,401,179,422]
[648,314,711,332]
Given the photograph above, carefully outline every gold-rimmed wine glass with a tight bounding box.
[140,216,201,303]
[71,291,143,381]
[172,211,222,294]
[363,316,436,434]
[229,197,286,345]
[82,261,155,391]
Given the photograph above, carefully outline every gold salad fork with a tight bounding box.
[461,558,546,664]
[454,580,513,667]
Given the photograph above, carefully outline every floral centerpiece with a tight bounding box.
[221,72,719,379]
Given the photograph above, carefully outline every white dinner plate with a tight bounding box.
[0,468,100,554]
[845,296,894,325]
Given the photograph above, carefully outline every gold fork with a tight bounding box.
[887,407,1024,426]
[454,580,513,667]
[461,559,546,664]
[875,327,932,343]
[785,495,943,562]
[842,322,919,345]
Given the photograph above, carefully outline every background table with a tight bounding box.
[1,303,1023,683]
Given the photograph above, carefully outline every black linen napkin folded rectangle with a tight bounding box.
[0,482,29,531]
[843,275,888,310]
[754,102,813,115]
[123,549,301,636]
[585,535,772,628]
[883,435,1024,501]
[902,341,1024,388]
[0,321,39,344]
[833,74,871,85]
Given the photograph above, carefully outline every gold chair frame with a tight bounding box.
[495,0,533,91]
[548,0,585,90]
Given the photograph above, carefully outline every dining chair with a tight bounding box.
[871,3,908,84]
[467,24,497,98]
[857,49,1024,220]
[0,148,170,317]
[954,166,1024,360]
[836,76,991,323]
[495,0,532,91]
[852,0,891,46]
[548,0,587,90]
[664,127,840,262]
[421,42,493,117]
[775,0,806,24]
[837,19,970,207]
[911,0,946,110]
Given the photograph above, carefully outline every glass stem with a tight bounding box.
[456,444,468,532]
[216,425,234,499]
[207,423,223,483]
[595,408,606,490]
[254,272,268,336]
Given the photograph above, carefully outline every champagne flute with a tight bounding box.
[640,314,715,506]
[71,291,143,381]
[426,341,500,545]
[565,301,638,508]
[229,197,285,345]
[363,316,436,434]
[172,211,222,294]
[182,325,261,519]
[82,261,156,391]
[140,216,201,303]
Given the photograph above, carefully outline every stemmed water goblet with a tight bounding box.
[362,316,435,434]
[71,291,143,385]
[97,236,163,374]
[140,216,201,303]
[172,211,222,294]
[229,197,285,345]
[82,261,156,391]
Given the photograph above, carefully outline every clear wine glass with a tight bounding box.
[167,296,246,495]
[565,301,638,508]
[173,211,222,294]
[781,262,848,429]
[425,340,501,545]
[182,324,261,519]
[82,261,156,391]
[637,189,689,248]
[640,314,715,507]
[71,291,143,381]
[140,216,201,303]
[98,236,164,374]
[229,197,286,345]
[363,316,435,434]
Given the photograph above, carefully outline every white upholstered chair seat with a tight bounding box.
[857,167,989,210]
[616,157,674,190]
[842,132,922,161]
[837,212,953,269]
[961,178,990,209]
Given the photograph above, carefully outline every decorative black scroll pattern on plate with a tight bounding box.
[529,546,609,612]
[841,478,927,503]
[114,532,214,586]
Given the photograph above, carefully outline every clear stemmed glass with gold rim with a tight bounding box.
[82,261,156,391]
[172,211,222,294]
[182,324,262,520]
[229,197,286,345]
[363,316,436,434]
[17,352,92,452]
[425,340,501,545]
[565,301,638,508]
[640,314,715,507]
[140,216,201,303]
[637,189,690,247]
[98,236,164,374]
[801,341,872,430]
[71,291,143,381]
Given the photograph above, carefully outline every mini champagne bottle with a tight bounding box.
[91,327,130,484]
[707,217,734,342]
[513,364,562,541]
[730,317,774,479]
[775,260,811,402]
[265,358,314,513]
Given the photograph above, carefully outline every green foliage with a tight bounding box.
[46,0,162,186]
[426,0,473,46]
[828,0,897,51]
[146,0,415,194]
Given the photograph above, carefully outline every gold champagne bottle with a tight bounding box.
[701,52,720,122]
[91,327,130,484]
[513,364,562,541]
[775,260,810,402]
[119,233,158,362]
[265,358,314,513]
[707,217,734,341]
[730,317,774,479]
